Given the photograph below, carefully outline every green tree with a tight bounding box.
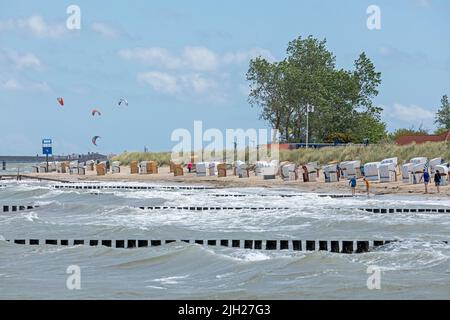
[434,127,449,135]
[435,94,450,130]
[352,113,387,143]
[353,52,382,114]
[246,35,385,143]
[388,125,429,141]
[246,58,287,137]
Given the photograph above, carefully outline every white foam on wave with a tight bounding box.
[149,275,190,285]
[21,212,39,222]
[145,285,167,290]
[215,272,234,279]
[229,251,273,262]
[202,246,301,262]
[351,241,450,271]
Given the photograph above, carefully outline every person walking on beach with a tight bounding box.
[363,177,370,197]
[419,169,430,194]
[349,176,357,196]
[187,162,193,173]
[434,170,442,194]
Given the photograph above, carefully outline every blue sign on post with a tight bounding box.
[42,147,52,155]
[42,139,52,155]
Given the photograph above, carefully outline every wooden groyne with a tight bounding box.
[1,238,417,254]
[1,205,38,212]
[0,174,73,183]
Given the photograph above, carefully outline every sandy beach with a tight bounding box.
[23,165,449,197]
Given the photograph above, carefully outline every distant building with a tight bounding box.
[395,130,450,145]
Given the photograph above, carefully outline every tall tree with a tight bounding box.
[246,35,386,144]
[435,94,450,130]
[353,52,382,114]
[246,58,287,135]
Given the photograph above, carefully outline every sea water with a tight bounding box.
[0,180,449,299]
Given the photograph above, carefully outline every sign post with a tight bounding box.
[42,139,53,172]
[305,104,315,148]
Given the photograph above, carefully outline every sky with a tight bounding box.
[0,0,449,155]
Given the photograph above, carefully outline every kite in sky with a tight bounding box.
[91,136,101,146]
[91,109,101,116]
[57,97,64,106]
[118,98,128,106]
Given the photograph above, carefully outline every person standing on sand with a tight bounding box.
[187,162,193,173]
[419,169,430,194]
[349,176,357,196]
[434,170,442,194]
[363,177,370,197]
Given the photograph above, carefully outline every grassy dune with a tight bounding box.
[112,142,449,166]
[280,142,449,165]
[112,152,172,166]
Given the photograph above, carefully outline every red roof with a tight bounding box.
[396,130,450,145]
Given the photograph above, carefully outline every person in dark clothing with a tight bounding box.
[434,170,442,194]
[349,176,357,196]
[420,169,430,194]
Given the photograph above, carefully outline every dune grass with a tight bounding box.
[112,152,172,166]
[112,142,449,166]
[279,141,450,165]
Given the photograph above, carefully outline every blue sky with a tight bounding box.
[1,0,449,155]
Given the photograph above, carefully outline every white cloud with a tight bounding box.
[0,78,50,92]
[0,49,41,69]
[0,15,66,38]
[223,48,276,64]
[180,74,216,93]
[137,71,215,95]
[1,79,21,90]
[119,46,274,71]
[137,71,179,94]
[119,46,219,71]
[383,103,435,122]
[120,46,273,102]
[182,46,218,71]
[119,47,181,69]
[91,22,119,38]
